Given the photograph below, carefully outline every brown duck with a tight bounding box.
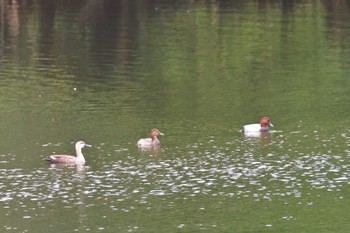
[44,141,91,165]
[137,129,164,148]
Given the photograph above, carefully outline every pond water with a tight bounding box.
[0,0,350,232]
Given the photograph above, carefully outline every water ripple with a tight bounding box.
[0,131,349,214]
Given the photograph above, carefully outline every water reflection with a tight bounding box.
[137,147,161,158]
[243,130,270,138]
[0,0,349,66]
[48,163,87,176]
[5,0,19,38]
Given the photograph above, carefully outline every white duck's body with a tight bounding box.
[44,141,91,165]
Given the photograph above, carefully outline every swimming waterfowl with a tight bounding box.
[243,117,273,132]
[44,141,91,165]
[137,129,164,148]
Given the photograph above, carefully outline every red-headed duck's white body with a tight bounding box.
[243,117,273,132]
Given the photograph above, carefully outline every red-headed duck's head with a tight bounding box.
[151,128,164,137]
[260,117,273,127]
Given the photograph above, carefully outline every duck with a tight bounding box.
[242,117,273,132]
[44,141,91,165]
[137,128,164,148]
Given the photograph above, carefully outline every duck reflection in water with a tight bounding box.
[48,162,87,174]
[138,146,161,159]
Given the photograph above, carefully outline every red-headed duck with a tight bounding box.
[137,129,164,148]
[243,117,273,132]
[44,141,91,165]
